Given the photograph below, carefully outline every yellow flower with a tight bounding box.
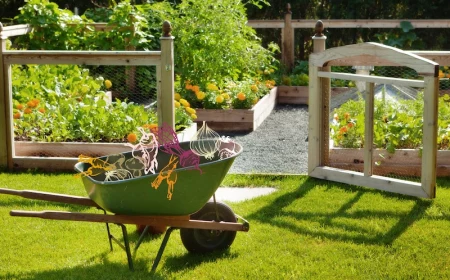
[104,80,112,89]
[207,83,219,91]
[253,97,259,104]
[186,107,196,115]
[196,91,206,100]
[222,93,230,100]
[191,113,197,120]
[174,101,181,108]
[251,85,258,92]
[179,98,190,107]
[216,95,224,104]
[174,93,182,101]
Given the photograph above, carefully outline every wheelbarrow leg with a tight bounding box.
[119,224,134,271]
[151,227,176,273]
[101,209,113,251]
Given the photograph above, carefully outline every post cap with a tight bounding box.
[162,20,172,37]
[314,20,324,37]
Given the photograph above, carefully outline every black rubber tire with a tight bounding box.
[180,201,237,253]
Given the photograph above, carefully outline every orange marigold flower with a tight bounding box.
[27,101,36,108]
[237,92,246,101]
[185,84,193,90]
[16,104,24,110]
[33,99,40,105]
[127,133,138,143]
[191,85,200,93]
[347,122,354,128]
[24,108,32,114]
[13,112,21,119]
[344,112,350,120]
[38,107,45,114]
[339,126,348,134]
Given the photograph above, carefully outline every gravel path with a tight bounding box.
[225,104,309,174]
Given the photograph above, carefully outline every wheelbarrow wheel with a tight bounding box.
[180,201,237,253]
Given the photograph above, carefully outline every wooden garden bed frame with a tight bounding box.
[0,22,176,170]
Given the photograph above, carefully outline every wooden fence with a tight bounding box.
[247,4,450,71]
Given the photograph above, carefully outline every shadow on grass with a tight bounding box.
[163,250,239,273]
[1,253,168,280]
[247,177,433,246]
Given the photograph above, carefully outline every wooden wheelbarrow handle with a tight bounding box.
[9,210,249,232]
[0,188,98,208]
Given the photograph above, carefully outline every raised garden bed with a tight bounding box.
[329,148,450,177]
[195,87,277,132]
[12,123,197,171]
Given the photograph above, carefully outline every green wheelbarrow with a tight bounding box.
[0,140,249,273]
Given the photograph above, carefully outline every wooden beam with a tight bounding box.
[421,76,438,198]
[0,38,7,168]
[364,83,374,176]
[247,20,284,29]
[310,42,438,75]
[318,72,425,88]
[158,34,175,129]
[310,166,429,198]
[3,50,161,66]
[0,24,33,37]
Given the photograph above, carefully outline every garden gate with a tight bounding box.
[308,39,439,198]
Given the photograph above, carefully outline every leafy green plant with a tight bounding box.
[331,92,450,152]
[172,0,276,87]
[12,64,191,142]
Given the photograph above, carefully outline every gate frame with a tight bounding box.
[308,39,439,198]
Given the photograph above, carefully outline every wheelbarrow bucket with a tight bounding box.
[74,140,242,216]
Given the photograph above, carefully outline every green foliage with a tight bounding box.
[375,21,425,50]
[11,64,192,142]
[331,93,450,152]
[172,0,276,86]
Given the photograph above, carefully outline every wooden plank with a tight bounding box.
[0,24,32,37]
[0,38,7,167]
[310,42,438,75]
[4,50,161,66]
[421,76,438,198]
[281,12,294,71]
[326,54,402,67]
[13,156,78,171]
[195,121,253,132]
[277,86,308,104]
[329,163,450,177]
[249,19,450,29]
[0,188,98,207]
[9,210,248,231]
[409,51,450,66]
[364,82,374,176]
[310,166,429,198]
[318,71,425,88]
[159,36,175,128]
[196,109,254,123]
[330,149,450,166]
[252,87,277,129]
[308,65,321,173]
[247,20,284,29]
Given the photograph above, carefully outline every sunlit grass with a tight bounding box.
[1,172,449,279]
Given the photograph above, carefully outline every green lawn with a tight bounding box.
[1,172,449,279]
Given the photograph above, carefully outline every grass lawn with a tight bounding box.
[1,172,450,279]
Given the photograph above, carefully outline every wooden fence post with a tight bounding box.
[158,21,175,129]
[309,20,330,169]
[0,24,13,169]
[282,4,294,72]
[125,14,136,93]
